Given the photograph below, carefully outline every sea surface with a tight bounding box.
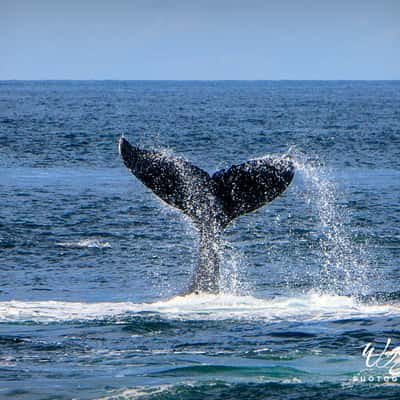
[0,81,400,399]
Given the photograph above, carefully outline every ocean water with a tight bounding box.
[0,81,400,399]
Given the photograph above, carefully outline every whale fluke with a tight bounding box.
[119,137,294,293]
[212,156,295,226]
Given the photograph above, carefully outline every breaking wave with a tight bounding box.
[56,239,111,248]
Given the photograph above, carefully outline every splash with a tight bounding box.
[218,238,249,295]
[293,152,371,296]
[0,292,398,323]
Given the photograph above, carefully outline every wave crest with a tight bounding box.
[56,239,111,248]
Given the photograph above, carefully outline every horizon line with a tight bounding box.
[1,79,400,82]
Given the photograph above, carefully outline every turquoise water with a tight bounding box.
[0,81,400,399]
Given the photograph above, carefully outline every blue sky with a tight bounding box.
[1,0,399,80]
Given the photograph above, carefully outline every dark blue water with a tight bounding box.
[1,81,400,399]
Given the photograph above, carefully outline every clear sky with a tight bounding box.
[1,0,399,80]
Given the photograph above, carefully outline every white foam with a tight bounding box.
[56,239,111,248]
[95,384,173,400]
[0,292,399,323]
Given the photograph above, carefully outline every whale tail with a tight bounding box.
[119,137,294,293]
